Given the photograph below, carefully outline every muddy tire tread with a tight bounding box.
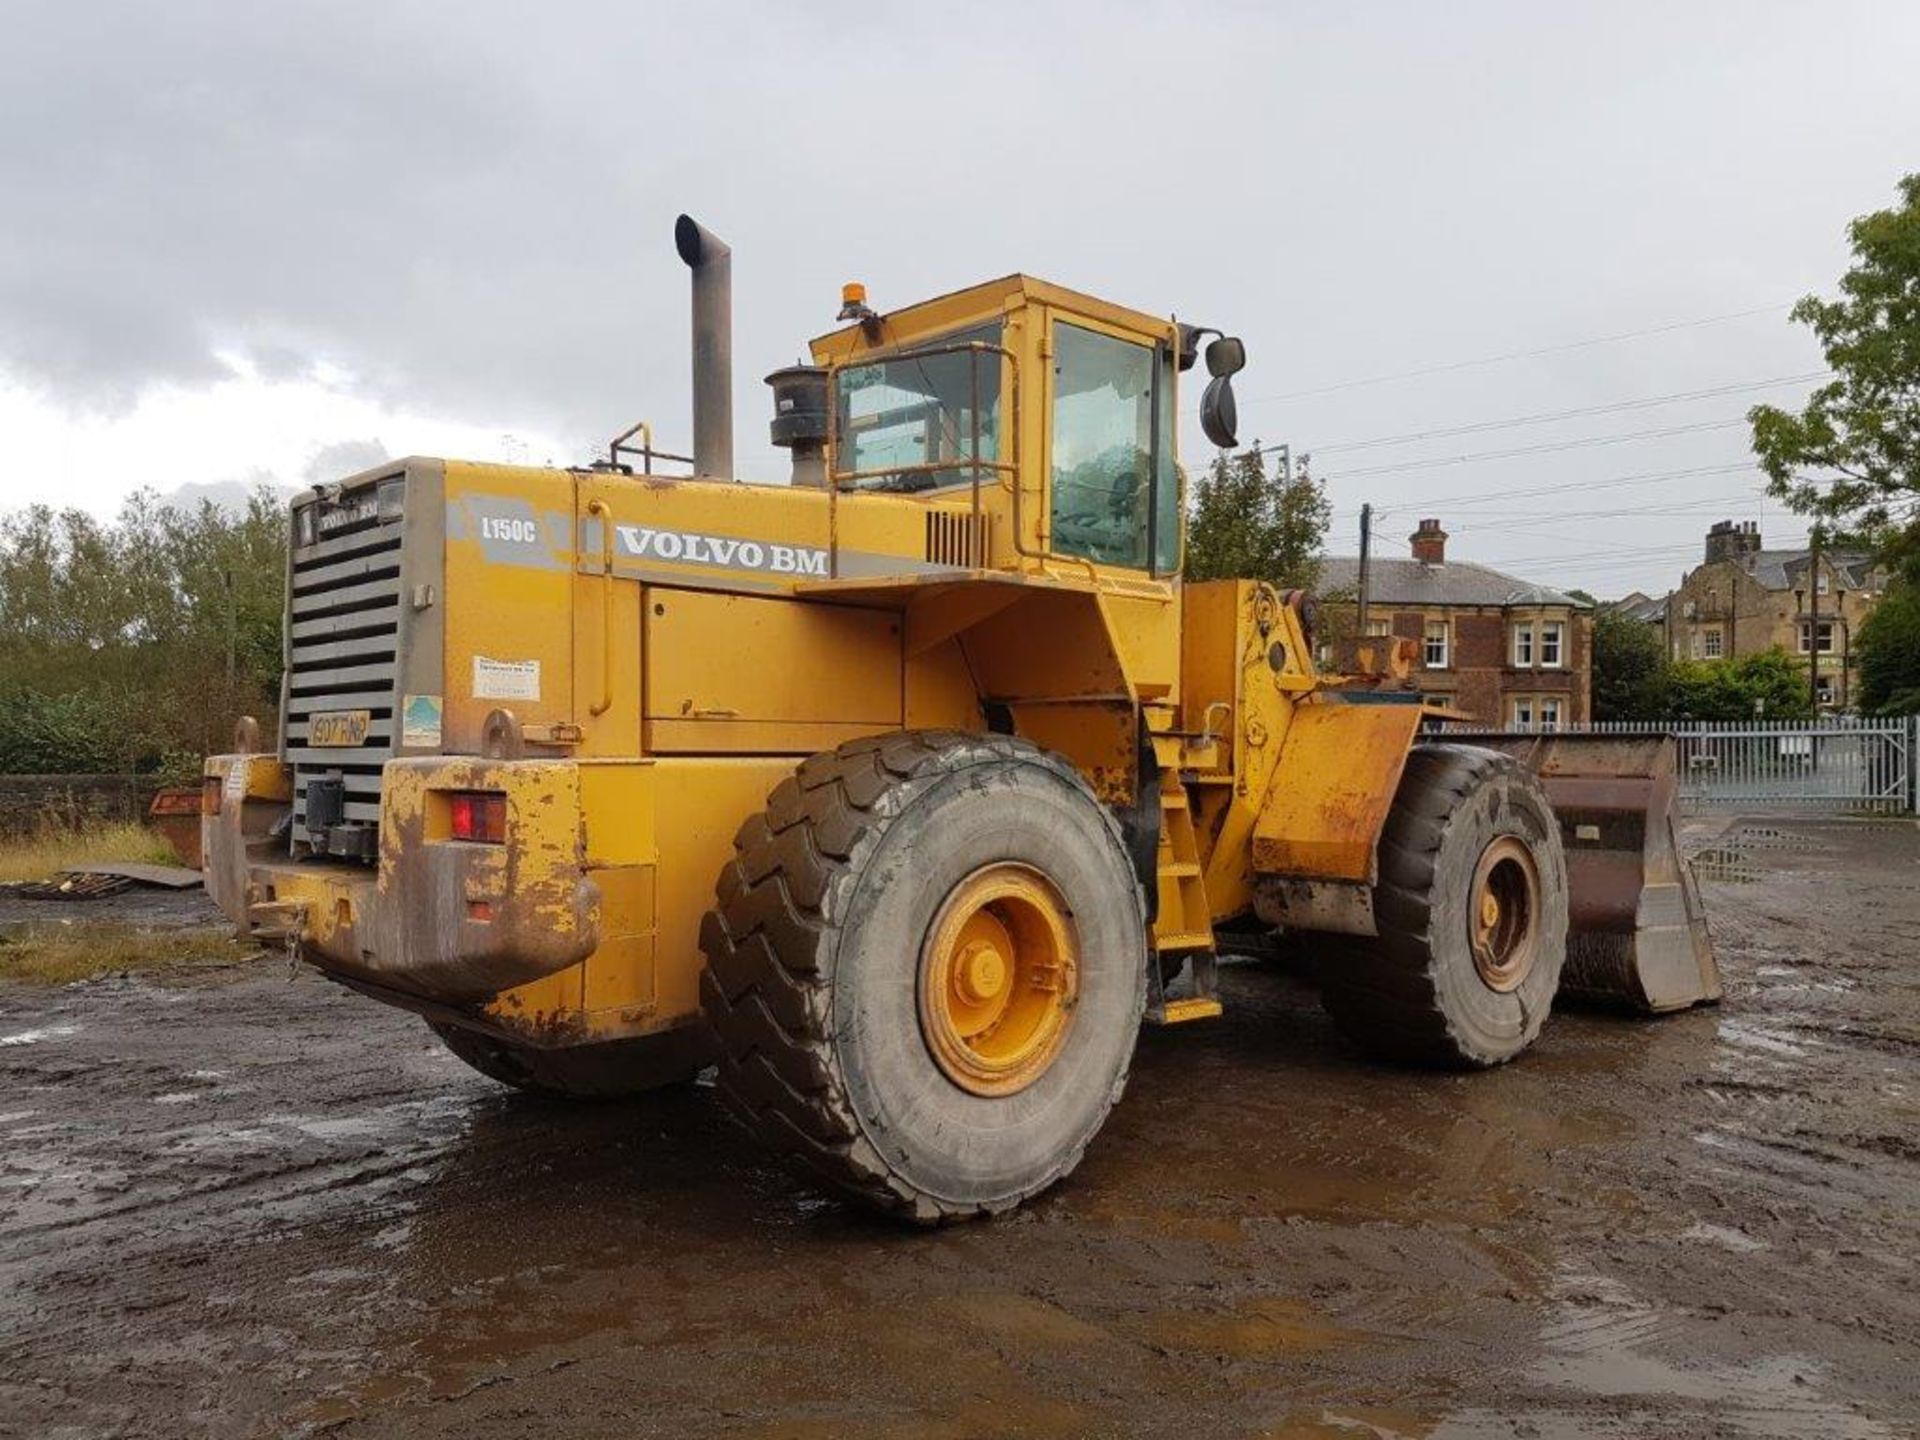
[1320,744,1560,1068]
[698,729,1143,1224]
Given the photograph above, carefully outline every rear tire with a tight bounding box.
[698,730,1148,1224]
[1319,743,1568,1068]
[428,1021,705,1099]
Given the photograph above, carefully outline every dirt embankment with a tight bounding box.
[2,817,1916,1439]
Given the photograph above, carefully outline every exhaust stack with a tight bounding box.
[674,214,733,478]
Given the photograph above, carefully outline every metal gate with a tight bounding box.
[1464,718,1919,814]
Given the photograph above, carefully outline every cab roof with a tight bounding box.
[809,273,1177,364]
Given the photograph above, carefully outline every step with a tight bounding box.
[1158,789,1188,810]
[1147,995,1224,1025]
[1157,861,1201,878]
[1153,929,1214,952]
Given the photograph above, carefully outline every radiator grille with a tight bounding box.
[924,510,988,569]
[284,481,406,853]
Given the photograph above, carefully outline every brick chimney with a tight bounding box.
[1704,519,1761,565]
[1410,518,1448,565]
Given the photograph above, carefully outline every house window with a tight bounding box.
[1511,623,1534,667]
[1540,621,1564,668]
[1799,620,1835,653]
[1696,626,1724,660]
[1424,692,1455,709]
[1510,696,1536,729]
[1816,571,1830,595]
[1815,674,1836,706]
[1538,696,1563,731]
[1423,620,1449,669]
[1364,617,1391,638]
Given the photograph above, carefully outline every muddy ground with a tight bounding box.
[2,815,1916,1439]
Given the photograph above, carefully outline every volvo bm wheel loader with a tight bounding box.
[203,215,1719,1222]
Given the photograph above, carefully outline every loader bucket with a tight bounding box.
[1435,733,1721,1014]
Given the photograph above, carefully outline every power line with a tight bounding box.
[1319,418,1749,481]
[1302,371,1828,456]
[1391,460,1761,509]
[1223,301,1793,408]
[1339,491,1762,533]
[1325,463,1765,535]
[1447,494,1765,529]
[1484,540,1708,564]
[1466,526,1710,557]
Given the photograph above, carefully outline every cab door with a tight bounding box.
[1038,305,1183,698]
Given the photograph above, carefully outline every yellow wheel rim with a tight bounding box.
[1469,836,1541,992]
[918,863,1078,1097]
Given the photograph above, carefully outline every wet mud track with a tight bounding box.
[2,817,1916,1438]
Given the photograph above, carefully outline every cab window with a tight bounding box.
[833,324,1001,492]
[1049,321,1176,571]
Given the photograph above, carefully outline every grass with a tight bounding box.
[0,821,178,886]
[0,922,252,985]
[0,820,243,985]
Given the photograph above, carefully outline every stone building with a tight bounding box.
[1662,520,1887,711]
[1319,519,1593,727]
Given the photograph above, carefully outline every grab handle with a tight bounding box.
[585,498,615,717]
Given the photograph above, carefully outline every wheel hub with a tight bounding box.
[1468,836,1540,993]
[919,863,1078,1097]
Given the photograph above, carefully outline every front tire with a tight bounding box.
[1319,743,1569,1068]
[698,730,1148,1223]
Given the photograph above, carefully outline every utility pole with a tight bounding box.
[1357,503,1373,637]
[1807,524,1821,713]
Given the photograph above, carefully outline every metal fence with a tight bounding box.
[1443,717,1920,814]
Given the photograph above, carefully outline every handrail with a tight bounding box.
[585,497,615,717]
[605,419,695,474]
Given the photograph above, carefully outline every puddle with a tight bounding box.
[1147,1297,1361,1357]
[1680,1220,1766,1253]
[0,1024,80,1046]
[1532,1270,1896,1437]
[1719,1017,1816,1060]
[1691,823,1837,884]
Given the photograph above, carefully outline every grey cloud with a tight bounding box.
[302,438,391,485]
[157,474,294,517]
[3,2,1918,595]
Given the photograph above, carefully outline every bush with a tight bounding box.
[1591,609,1670,721]
[1664,649,1815,722]
[1856,580,1920,716]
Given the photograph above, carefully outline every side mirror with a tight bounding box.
[1204,336,1246,378]
[1200,374,1239,448]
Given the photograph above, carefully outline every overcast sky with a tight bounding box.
[3,1,1916,597]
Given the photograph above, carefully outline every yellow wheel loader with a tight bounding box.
[202,216,1719,1222]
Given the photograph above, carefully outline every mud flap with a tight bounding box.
[1435,733,1721,1014]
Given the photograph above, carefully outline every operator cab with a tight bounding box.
[804,276,1244,579]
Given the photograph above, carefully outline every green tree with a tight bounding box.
[1749,175,1920,569]
[1664,649,1815,722]
[1185,446,1330,591]
[1590,608,1670,721]
[1855,578,1920,715]
[0,487,288,775]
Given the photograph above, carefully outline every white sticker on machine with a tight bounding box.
[472,657,541,701]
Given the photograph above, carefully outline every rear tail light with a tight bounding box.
[448,791,507,844]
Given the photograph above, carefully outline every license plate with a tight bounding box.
[309,710,371,747]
